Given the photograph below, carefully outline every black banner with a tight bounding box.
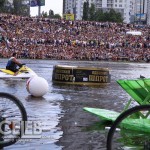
[52,65,111,84]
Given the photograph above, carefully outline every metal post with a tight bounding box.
[143,0,145,14]
[29,0,30,16]
[38,5,41,17]
[139,0,142,24]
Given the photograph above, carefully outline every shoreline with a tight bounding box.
[0,57,148,64]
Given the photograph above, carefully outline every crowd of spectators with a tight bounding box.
[0,13,150,62]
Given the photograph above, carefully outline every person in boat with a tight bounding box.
[6,52,23,76]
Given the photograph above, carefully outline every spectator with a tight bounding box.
[0,13,149,62]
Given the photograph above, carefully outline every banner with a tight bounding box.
[136,13,146,21]
[38,0,45,6]
[30,0,45,7]
[30,0,38,7]
[63,14,74,21]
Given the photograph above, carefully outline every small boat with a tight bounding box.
[0,65,37,79]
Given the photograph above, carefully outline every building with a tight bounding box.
[95,0,132,23]
[133,0,147,24]
[63,0,150,24]
[63,0,134,23]
[63,0,85,20]
[63,0,74,14]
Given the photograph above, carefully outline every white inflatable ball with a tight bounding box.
[26,76,49,97]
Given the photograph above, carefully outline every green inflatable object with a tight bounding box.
[83,77,150,133]
[83,107,119,121]
[83,107,150,133]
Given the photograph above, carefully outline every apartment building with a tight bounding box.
[63,0,133,23]
[133,0,147,24]
[95,0,132,23]
[63,0,150,24]
[63,0,85,20]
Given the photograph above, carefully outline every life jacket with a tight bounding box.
[6,57,17,70]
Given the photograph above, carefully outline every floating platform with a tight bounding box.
[52,65,111,86]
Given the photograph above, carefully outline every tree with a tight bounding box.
[11,0,29,16]
[95,9,104,21]
[53,14,61,19]
[89,3,95,21]
[103,11,110,21]
[49,9,54,18]
[13,0,22,15]
[41,9,61,19]
[82,0,89,21]
[103,9,123,22]
[82,1,123,23]
[42,11,48,17]
[0,0,6,13]
[82,2,123,23]
[115,12,123,23]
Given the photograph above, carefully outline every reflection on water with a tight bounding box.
[0,59,150,149]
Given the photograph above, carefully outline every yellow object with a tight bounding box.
[0,66,31,75]
[63,14,74,21]
[0,69,14,75]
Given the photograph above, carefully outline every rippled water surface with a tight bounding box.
[0,59,150,150]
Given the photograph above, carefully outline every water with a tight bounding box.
[0,59,150,150]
